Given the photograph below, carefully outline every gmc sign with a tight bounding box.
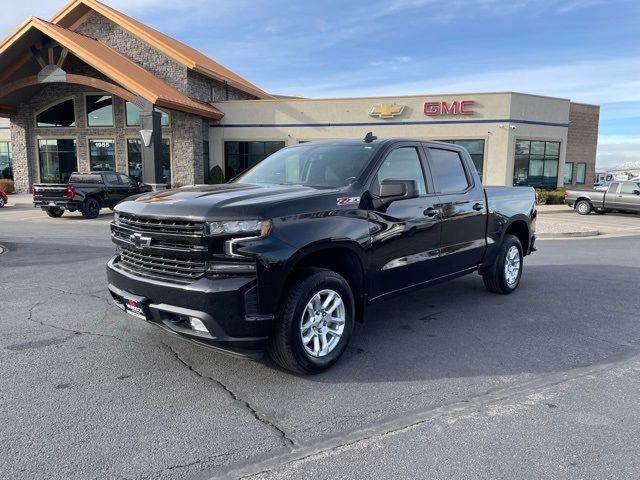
[424,100,475,116]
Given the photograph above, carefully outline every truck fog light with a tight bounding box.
[189,317,209,333]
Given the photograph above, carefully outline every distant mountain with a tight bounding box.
[609,161,640,171]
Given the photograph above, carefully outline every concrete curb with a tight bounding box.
[538,230,600,239]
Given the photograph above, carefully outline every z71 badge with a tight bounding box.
[337,197,360,206]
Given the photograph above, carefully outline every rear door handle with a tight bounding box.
[423,207,439,217]
[472,202,484,211]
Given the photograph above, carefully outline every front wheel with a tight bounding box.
[483,234,523,294]
[268,270,355,374]
[82,198,101,219]
[0,196,5,208]
[45,207,64,218]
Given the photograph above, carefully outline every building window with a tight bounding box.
[89,139,116,171]
[563,162,574,185]
[224,141,286,180]
[125,102,170,127]
[126,138,171,184]
[576,163,586,184]
[86,95,114,127]
[38,139,77,183]
[36,99,76,127]
[436,139,484,181]
[0,142,12,179]
[513,140,560,188]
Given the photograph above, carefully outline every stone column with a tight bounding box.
[139,101,164,190]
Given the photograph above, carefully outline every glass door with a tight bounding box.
[89,139,116,171]
[38,139,77,183]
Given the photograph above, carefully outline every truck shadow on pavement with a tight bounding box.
[292,263,640,383]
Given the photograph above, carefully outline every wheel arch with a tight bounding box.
[282,241,368,323]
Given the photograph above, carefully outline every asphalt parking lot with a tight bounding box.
[1,203,640,479]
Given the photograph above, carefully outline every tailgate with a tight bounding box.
[33,184,68,202]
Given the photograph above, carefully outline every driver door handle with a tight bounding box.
[423,207,439,217]
[472,202,484,211]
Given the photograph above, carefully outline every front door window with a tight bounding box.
[89,139,116,171]
[38,139,77,183]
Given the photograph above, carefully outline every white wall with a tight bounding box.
[210,92,572,187]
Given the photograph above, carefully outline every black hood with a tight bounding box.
[115,183,356,220]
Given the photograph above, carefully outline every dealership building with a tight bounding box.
[0,0,599,193]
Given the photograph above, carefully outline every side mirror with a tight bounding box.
[379,179,417,201]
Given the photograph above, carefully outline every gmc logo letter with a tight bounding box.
[424,100,475,116]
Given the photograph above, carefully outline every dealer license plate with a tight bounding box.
[122,295,149,320]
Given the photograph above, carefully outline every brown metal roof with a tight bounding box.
[0,17,224,119]
[51,0,273,99]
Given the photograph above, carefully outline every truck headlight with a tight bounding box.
[207,220,271,237]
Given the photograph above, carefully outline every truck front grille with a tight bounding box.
[117,213,205,236]
[117,247,205,280]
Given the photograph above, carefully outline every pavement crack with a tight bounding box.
[164,343,295,449]
[24,302,154,347]
[137,451,237,480]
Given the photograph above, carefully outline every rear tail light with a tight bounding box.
[31,186,35,197]
[66,185,75,199]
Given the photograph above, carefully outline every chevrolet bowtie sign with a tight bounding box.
[369,103,405,119]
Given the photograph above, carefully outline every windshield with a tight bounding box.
[234,143,378,188]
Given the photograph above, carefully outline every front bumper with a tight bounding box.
[106,256,273,357]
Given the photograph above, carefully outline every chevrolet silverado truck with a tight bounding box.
[33,171,150,219]
[565,181,640,215]
[107,136,536,374]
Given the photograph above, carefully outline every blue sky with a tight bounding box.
[6,0,640,168]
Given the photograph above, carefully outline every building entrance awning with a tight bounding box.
[0,17,224,119]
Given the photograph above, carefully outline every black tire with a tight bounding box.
[45,207,64,218]
[482,234,524,294]
[268,270,355,374]
[0,196,5,208]
[82,198,101,219]
[575,199,592,215]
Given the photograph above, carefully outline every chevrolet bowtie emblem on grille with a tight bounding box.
[369,103,405,119]
[130,233,152,249]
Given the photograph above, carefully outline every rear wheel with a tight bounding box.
[268,270,355,374]
[575,200,592,215]
[45,207,64,218]
[0,196,5,208]
[82,198,101,219]
[483,234,523,294]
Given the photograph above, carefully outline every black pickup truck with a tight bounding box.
[33,171,150,219]
[107,137,536,373]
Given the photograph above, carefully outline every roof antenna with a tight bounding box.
[364,132,377,143]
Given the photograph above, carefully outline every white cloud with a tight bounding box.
[597,135,640,169]
[298,57,640,106]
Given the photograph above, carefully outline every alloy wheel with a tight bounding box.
[504,245,521,286]
[299,289,346,358]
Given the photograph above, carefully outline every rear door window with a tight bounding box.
[104,172,120,186]
[608,182,620,193]
[428,148,470,193]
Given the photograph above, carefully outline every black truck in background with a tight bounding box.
[107,137,537,374]
[33,171,151,219]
